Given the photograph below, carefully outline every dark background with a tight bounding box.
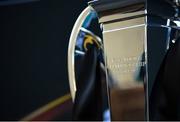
[0,0,88,120]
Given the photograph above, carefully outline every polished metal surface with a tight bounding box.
[89,0,180,120]
[89,1,148,120]
[103,18,146,90]
[100,14,180,120]
[68,0,180,121]
[101,11,146,120]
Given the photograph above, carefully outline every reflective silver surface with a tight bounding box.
[68,0,180,120]
[101,11,146,120]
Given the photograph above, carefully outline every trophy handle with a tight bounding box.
[68,6,93,101]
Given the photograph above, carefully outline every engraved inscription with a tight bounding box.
[107,56,145,74]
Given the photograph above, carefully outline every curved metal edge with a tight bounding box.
[68,6,93,101]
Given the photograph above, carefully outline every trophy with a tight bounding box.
[68,0,180,121]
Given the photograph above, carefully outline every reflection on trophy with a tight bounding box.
[68,0,180,121]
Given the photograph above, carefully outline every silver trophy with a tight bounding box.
[68,0,180,120]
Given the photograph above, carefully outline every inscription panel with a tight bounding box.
[104,25,146,89]
[103,24,146,120]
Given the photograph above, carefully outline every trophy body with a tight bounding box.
[90,0,180,120]
[101,11,146,120]
[90,1,146,120]
[68,0,180,121]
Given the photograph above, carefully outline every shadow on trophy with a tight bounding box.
[68,0,180,121]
